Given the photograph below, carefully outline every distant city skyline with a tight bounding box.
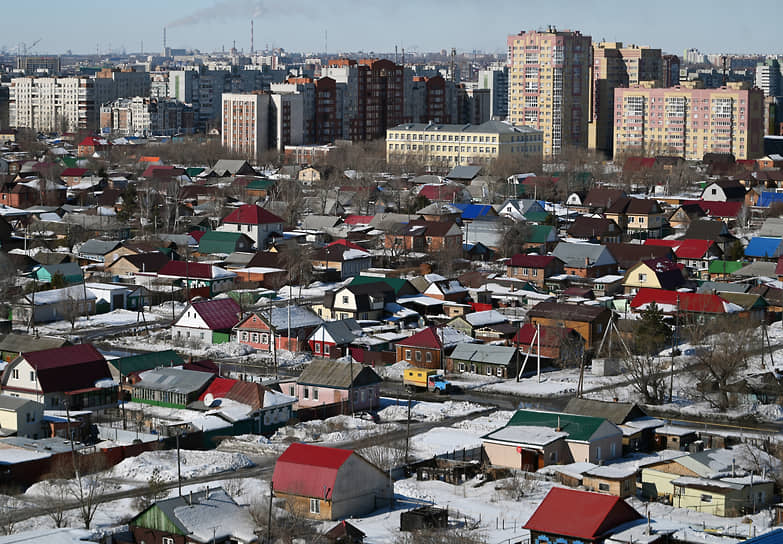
[2,0,781,58]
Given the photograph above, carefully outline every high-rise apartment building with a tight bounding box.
[271,76,341,144]
[507,28,591,155]
[662,55,681,87]
[755,59,781,97]
[15,56,61,74]
[588,42,663,154]
[99,97,194,137]
[221,92,270,160]
[477,67,509,120]
[270,92,305,151]
[324,58,405,141]
[613,82,764,160]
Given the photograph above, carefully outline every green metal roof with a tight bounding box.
[112,349,185,377]
[198,231,248,254]
[707,260,745,275]
[186,167,205,177]
[59,156,78,168]
[527,224,554,244]
[349,275,410,295]
[524,211,551,224]
[507,409,608,442]
[247,179,276,190]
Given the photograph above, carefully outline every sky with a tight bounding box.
[0,0,779,57]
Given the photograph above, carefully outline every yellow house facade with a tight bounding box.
[386,120,542,168]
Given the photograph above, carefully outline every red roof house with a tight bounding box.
[630,288,741,315]
[272,443,392,520]
[506,254,565,287]
[513,323,582,361]
[0,343,114,410]
[683,200,743,220]
[394,327,443,369]
[524,487,641,543]
[77,136,111,157]
[171,298,242,344]
[218,204,285,249]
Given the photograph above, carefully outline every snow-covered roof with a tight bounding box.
[171,488,257,543]
[483,424,568,446]
[463,309,507,327]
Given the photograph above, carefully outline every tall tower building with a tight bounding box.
[477,66,509,119]
[755,59,781,97]
[221,92,269,161]
[507,27,591,155]
[588,42,663,154]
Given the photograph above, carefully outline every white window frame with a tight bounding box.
[310,498,320,514]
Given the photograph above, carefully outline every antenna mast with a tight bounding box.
[251,20,254,54]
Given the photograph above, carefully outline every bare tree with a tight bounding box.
[360,441,406,472]
[622,352,669,405]
[133,467,167,511]
[68,454,109,530]
[36,477,72,528]
[394,527,486,544]
[499,219,533,258]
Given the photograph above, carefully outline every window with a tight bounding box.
[313,389,319,400]
[486,367,492,376]
[599,483,610,492]
[415,351,422,362]
[303,388,309,399]
[162,538,174,544]
[497,367,503,377]
[30,371,34,381]
[314,343,321,353]
[405,349,411,360]
[289,386,295,396]
[425,352,432,363]
[610,442,616,457]
[458,363,465,372]
[701,494,712,502]
[638,273,647,282]
[12,369,18,379]
[596,446,602,460]
[310,498,320,514]
[342,296,349,304]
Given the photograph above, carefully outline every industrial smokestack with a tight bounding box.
[251,20,254,54]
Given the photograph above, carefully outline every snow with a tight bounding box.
[483,424,567,446]
[36,309,164,334]
[377,399,486,423]
[0,528,97,544]
[172,488,257,543]
[108,450,254,482]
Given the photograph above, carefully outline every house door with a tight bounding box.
[112,293,125,310]
[519,449,538,472]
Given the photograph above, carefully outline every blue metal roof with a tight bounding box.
[757,192,783,207]
[745,236,783,258]
[453,203,494,220]
[742,529,783,544]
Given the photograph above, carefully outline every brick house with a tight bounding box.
[526,302,611,351]
[384,220,462,254]
[506,254,564,287]
[567,216,623,244]
[551,243,618,279]
[234,306,323,353]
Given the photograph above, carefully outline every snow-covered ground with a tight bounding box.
[35,309,166,335]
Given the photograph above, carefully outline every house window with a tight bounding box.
[241,331,249,341]
[610,442,616,457]
[30,371,34,381]
[425,352,432,363]
[415,351,422,362]
[342,296,349,304]
[324,345,330,356]
[313,389,319,400]
[638,273,647,282]
[252,333,259,343]
[486,367,492,376]
[303,388,309,399]
[12,369,18,379]
[310,498,320,514]
[261,333,269,343]
[458,363,465,372]
[701,494,712,502]
[162,538,174,544]
[599,483,610,492]
[405,349,412,360]
[497,367,503,377]
[289,386,295,396]
[314,343,321,353]
[596,446,602,460]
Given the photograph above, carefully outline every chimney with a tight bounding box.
[556,416,561,432]
[188,490,193,506]
[732,458,736,477]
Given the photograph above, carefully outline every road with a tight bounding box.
[0,407,493,525]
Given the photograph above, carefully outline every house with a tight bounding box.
[605,243,675,271]
[683,200,743,224]
[324,520,366,544]
[197,231,254,255]
[308,319,363,359]
[527,302,611,351]
[12,285,97,325]
[497,199,548,222]
[201,159,257,177]
[293,359,382,412]
[394,327,443,369]
[513,323,583,365]
[85,282,146,312]
[196,378,295,435]
[701,179,746,202]
[33,262,84,285]
[319,283,396,321]
[171,298,242,345]
[579,188,628,213]
[582,466,640,499]
[683,219,738,254]
[107,349,185,390]
[106,252,170,278]
[708,260,746,281]
[506,254,564,288]
[76,239,123,264]
[131,367,214,408]
[622,258,686,294]
[630,288,742,318]
[77,136,110,157]
[563,398,659,453]
[482,409,623,469]
[0,333,69,363]
[566,216,622,244]
[645,239,722,277]
[423,278,468,302]
[447,309,507,337]
[453,203,498,223]
[272,443,393,520]
[235,306,323,353]
[524,487,641,544]
[745,236,783,261]
[551,243,618,279]
[157,261,237,296]
[416,202,463,223]
[446,343,518,378]
[217,204,285,250]
[311,240,373,280]
[0,395,44,438]
[641,449,775,516]
[128,487,258,544]
[604,197,665,239]
[0,343,114,410]
[384,220,462,254]
[668,202,707,230]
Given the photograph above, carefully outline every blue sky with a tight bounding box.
[0,0,778,57]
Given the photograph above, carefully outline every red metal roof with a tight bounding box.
[513,323,575,347]
[395,326,443,349]
[418,184,463,201]
[273,443,354,499]
[630,288,732,314]
[159,260,216,279]
[683,200,743,218]
[61,167,88,177]
[189,230,206,242]
[22,344,111,394]
[222,204,283,225]
[343,215,373,225]
[524,487,641,540]
[327,239,366,251]
[645,239,713,259]
[191,298,241,330]
[78,136,110,147]
[508,254,557,268]
[199,377,236,401]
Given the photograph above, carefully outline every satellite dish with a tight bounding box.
[204,393,214,405]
